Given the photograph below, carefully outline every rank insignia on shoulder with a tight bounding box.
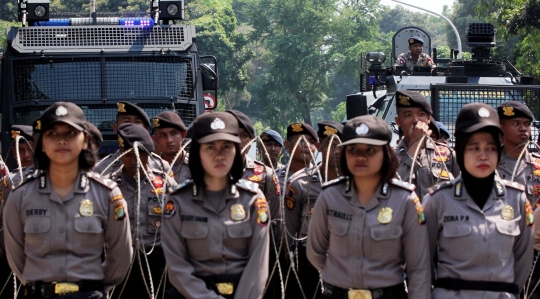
[236,179,259,194]
[286,196,296,210]
[287,185,296,195]
[163,201,176,218]
[390,178,415,191]
[255,198,269,226]
[525,201,534,226]
[427,181,453,195]
[501,179,524,191]
[168,179,193,195]
[413,197,426,224]
[322,176,347,189]
[114,202,126,221]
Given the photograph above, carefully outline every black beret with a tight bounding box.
[456,103,502,134]
[408,36,425,45]
[37,102,86,132]
[395,90,433,114]
[260,130,284,147]
[225,110,255,139]
[497,101,534,121]
[117,123,155,152]
[340,115,392,146]
[192,112,240,144]
[317,120,344,141]
[85,122,103,144]
[153,111,188,131]
[286,122,318,142]
[116,102,151,128]
[10,125,33,141]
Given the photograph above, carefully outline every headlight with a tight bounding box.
[366,52,386,64]
[167,3,179,15]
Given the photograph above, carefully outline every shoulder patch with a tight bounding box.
[390,178,415,191]
[322,176,348,189]
[427,180,453,195]
[236,179,259,194]
[169,179,193,194]
[501,179,525,191]
[87,171,117,190]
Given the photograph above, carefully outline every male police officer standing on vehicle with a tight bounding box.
[394,90,459,200]
[496,101,540,206]
[394,36,436,71]
[152,111,191,184]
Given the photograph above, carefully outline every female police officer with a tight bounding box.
[3,102,133,299]
[161,112,270,299]
[424,103,533,298]
[307,115,431,298]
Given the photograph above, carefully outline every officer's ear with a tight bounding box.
[181,130,188,139]
[82,134,89,151]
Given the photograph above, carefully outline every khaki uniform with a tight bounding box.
[94,150,171,176]
[396,139,459,200]
[169,151,191,184]
[423,176,534,299]
[307,178,431,298]
[497,152,540,207]
[394,51,436,69]
[109,165,176,249]
[3,170,133,289]
[162,179,270,299]
[276,165,309,195]
[242,156,281,223]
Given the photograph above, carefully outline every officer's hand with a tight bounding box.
[405,122,431,157]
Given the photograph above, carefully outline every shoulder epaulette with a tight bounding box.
[531,152,540,159]
[427,180,453,195]
[236,179,259,194]
[169,179,193,195]
[86,171,117,190]
[501,179,525,191]
[13,170,41,190]
[390,178,415,191]
[322,176,347,189]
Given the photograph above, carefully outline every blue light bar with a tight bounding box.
[119,17,154,27]
[38,19,71,26]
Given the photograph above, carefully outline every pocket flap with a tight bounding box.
[370,226,402,241]
[181,222,209,239]
[24,217,51,234]
[496,220,520,236]
[74,217,102,234]
[443,224,472,237]
[329,219,350,236]
[227,222,253,238]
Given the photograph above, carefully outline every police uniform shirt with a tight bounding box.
[276,165,310,195]
[3,170,133,289]
[284,166,323,246]
[93,150,171,177]
[162,180,270,299]
[306,178,431,298]
[423,176,533,298]
[394,52,436,69]
[242,156,281,222]
[396,138,459,200]
[497,152,540,207]
[109,165,176,249]
[169,151,191,184]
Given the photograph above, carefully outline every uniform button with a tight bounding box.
[87,226,92,232]
[59,228,65,233]
[483,237,487,242]
[374,232,380,238]
[33,226,39,232]
[59,207,65,213]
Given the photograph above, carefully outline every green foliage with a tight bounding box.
[0,20,19,50]
[331,102,346,122]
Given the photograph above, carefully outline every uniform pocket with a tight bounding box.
[495,218,520,259]
[369,226,403,261]
[181,221,210,259]
[23,217,51,256]
[147,203,163,234]
[74,217,103,234]
[73,217,104,254]
[328,218,350,257]
[226,222,253,257]
[441,223,473,262]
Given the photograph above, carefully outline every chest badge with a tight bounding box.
[230,204,246,221]
[501,205,514,220]
[377,207,393,224]
[79,199,93,217]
